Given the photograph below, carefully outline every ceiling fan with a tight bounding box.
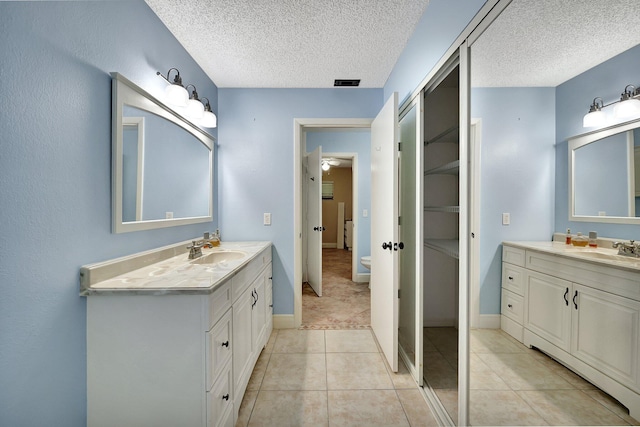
[321,158,342,171]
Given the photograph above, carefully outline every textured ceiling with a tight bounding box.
[145,0,430,88]
[472,0,640,87]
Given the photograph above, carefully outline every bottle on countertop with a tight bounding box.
[572,232,588,247]
[565,228,572,245]
[210,229,221,247]
[588,231,598,248]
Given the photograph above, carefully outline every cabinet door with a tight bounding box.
[572,283,640,391]
[524,270,572,352]
[252,271,267,352]
[233,287,254,392]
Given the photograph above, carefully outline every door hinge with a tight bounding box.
[398,289,401,299]
[398,216,401,225]
[398,142,402,152]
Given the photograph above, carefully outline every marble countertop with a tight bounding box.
[503,240,640,272]
[80,241,271,296]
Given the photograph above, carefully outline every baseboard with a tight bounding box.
[272,314,295,329]
[475,314,501,329]
[353,273,370,283]
[322,243,337,249]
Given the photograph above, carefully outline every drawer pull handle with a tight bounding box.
[222,394,229,401]
[508,276,514,281]
[221,341,229,347]
[573,290,578,310]
[507,304,513,308]
[564,287,569,306]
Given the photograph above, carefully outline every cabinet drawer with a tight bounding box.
[502,245,525,267]
[208,279,232,330]
[501,288,524,324]
[207,359,233,427]
[232,248,271,302]
[207,309,233,391]
[502,263,525,296]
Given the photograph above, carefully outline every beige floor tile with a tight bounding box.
[325,329,378,353]
[247,390,328,427]
[518,390,628,425]
[424,351,457,389]
[583,389,640,425]
[272,329,325,353]
[477,352,574,390]
[470,328,527,354]
[396,389,439,426]
[264,329,278,353]
[525,348,597,390]
[328,390,409,427]
[470,353,510,390]
[386,357,419,389]
[326,352,393,390]
[246,351,271,391]
[261,353,327,390]
[469,390,548,426]
[235,390,258,427]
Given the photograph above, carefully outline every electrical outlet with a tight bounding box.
[165,212,173,219]
[263,213,271,226]
[502,212,510,225]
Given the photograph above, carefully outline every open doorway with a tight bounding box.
[294,120,373,328]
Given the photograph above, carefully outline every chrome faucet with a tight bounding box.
[612,240,640,257]
[187,240,204,259]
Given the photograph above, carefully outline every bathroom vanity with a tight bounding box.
[81,240,272,427]
[502,239,640,418]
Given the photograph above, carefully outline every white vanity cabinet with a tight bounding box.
[85,244,272,427]
[502,242,640,418]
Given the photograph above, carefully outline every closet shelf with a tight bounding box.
[424,125,459,145]
[424,206,459,213]
[424,239,459,259]
[424,160,459,176]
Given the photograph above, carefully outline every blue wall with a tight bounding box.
[306,129,372,274]
[471,88,556,315]
[0,2,218,425]
[384,0,486,104]
[555,44,640,240]
[217,89,382,314]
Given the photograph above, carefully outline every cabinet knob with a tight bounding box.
[221,341,229,347]
[507,304,513,308]
[222,394,229,401]
[508,276,514,281]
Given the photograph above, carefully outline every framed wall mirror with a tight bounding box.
[111,72,214,233]
[569,119,640,224]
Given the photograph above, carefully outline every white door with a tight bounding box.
[306,146,322,296]
[370,92,399,371]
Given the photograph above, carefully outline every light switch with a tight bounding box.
[263,213,271,226]
[502,212,510,225]
[363,209,368,218]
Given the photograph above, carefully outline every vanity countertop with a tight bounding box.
[503,240,640,272]
[80,241,271,296]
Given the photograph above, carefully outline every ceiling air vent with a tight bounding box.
[334,79,360,87]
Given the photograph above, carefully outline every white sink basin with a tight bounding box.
[192,250,247,265]
[563,248,640,264]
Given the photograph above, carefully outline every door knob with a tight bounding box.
[382,242,392,250]
[313,226,319,231]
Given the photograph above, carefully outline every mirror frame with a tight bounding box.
[111,72,214,233]
[569,117,640,224]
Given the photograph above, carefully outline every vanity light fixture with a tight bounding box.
[613,85,640,119]
[321,160,330,171]
[584,84,640,127]
[156,68,188,107]
[200,97,217,128]
[185,84,205,120]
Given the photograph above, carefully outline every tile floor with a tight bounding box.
[301,249,370,329]
[235,328,439,426]
[428,328,640,426]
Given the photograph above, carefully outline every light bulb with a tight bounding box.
[321,161,330,171]
[583,110,605,127]
[201,110,217,128]
[164,84,188,107]
[186,99,204,119]
[614,98,640,119]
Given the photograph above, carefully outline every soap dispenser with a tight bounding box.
[572,232,588,247]
[565,228,572,245]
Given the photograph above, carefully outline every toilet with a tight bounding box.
[360,255,371,270]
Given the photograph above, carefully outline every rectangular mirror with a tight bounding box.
[111,73,214,233]
[569,118,640,224]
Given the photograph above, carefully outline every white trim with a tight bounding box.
[469,119,482,329]
[354,273,370,283]
[294,118,373,328]
[272,314,295,329]
[475,314,501,329]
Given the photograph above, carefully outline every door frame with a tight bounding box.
[293,118,373,327]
